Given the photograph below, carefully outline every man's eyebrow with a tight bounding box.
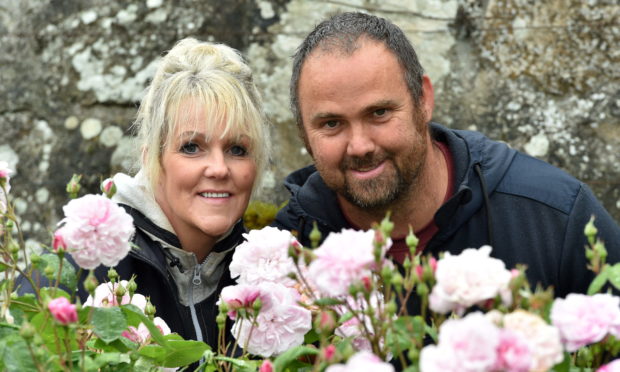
[310,112,340,123]
[365,99,399,111]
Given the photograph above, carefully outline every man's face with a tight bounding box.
[297,40,432,210]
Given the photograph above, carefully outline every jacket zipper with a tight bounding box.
[189,261,205,343]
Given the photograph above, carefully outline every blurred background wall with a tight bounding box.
[1,0,618,248]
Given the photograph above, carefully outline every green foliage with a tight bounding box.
[243,200,283,230]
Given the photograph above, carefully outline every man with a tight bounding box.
[273,12,620,297]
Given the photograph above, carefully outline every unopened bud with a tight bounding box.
[216,313,226,327]
[309,222,321,248]
[19,322,36,339]
[126,277,138,295]
[5,219,14,229]
[52,230,66,253]
[406,227,419,254]
[44,265,55,280]
[107,268,119,282]
[407,348,420,363]
[65,174,82,199]
[403,256,412,271]
[100,178,117,198]
[8,240,19,255]
[114,283,127,298]
[381,265,393,284]
[314,310,337,334]
[380,213,394,236]
[144,299,156,318]
[391,272,403,289]
[323,344,337,362]
[30,254,42,266]
[594,241,608,261]
[416,283,429,297]
[252,298,263,312]
[258,360,274,372]
[584,216,598,242]
[385,300,397,316]
[84,273,98,294]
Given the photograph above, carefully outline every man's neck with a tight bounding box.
[338,139,448,238]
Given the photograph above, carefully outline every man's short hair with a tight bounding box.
[290,12,425,136]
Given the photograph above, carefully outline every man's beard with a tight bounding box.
[338,141,426,211]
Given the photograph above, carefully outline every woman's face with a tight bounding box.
[155,102,257,250]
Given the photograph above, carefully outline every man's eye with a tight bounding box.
[179,142,199,154]
[374,108,388,117]
[324,120,340,129]
[229,145,248,157]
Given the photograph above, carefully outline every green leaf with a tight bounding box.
[93,351,131,367]
[0,334,38,372]
[40,254,78,291]
[549,352,571,372]
[313,297,345,306]
[92,306,127,343]
[607,263,620,291]
[386,316,425,355]
[215,356,260,371]
[273,345,319,371]
[120,305,166,346]
[303,328,319,344]
[587,267,609,295]
[161,339,210,367]
[338,311,354,324]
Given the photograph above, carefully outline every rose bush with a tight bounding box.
[2,168,620,371]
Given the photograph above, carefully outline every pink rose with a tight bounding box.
[308,229,389,298]
[48,297,78,325]
[420,312,500,372]
[598,359,620,372]
[503,310,563,371]
[326,351,394,372]
[57,194,134,269]
[429,246,512,315]
[52,230,67,252]
[84,280,147,311]
[100,178,117,198]
[220,284,262,319]
[0,161,11,214]
[258,360,274,372]
[230,227,299,286]
[231,282,311,357]
[551,293,620,352]
[0,161,11,181]
[122,317,171,344]
[494,329,532,372]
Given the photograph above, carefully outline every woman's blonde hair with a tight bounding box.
[135,38,270,192]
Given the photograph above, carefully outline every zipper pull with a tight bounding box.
[192,264,202,286]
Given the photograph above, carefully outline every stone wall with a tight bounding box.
[1,0,618,249]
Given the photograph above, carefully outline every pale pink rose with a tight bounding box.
[308,229,390,297]
[503,310,563,371]
[48,297,78,325]
[334,292,385,352]
[220,284,262,319]
[325,351,394,372]
[598,359,620,372]
[494,329,532,372]
[122,317,171,344]
[0,161,11,180]
[420,312,500,372]
[231,282,311,357]
[0,161,11,214]
[57,194,134,269]
[551,293,620,352]
[230,227,299,286]
[429,246,512,315]
[84,280,147,311]
[100,178,116,198]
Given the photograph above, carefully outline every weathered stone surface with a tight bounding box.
[0,0,618,246]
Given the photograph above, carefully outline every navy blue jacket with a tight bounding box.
[274,123,620,297]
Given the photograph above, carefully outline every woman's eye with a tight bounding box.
[179,142,199,154]
[229,145,248,157]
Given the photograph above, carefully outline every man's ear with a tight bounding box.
[421,75,435,123]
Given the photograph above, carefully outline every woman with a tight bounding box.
[98,38,270,347]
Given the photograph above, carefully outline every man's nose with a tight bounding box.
[346,124,375,157]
